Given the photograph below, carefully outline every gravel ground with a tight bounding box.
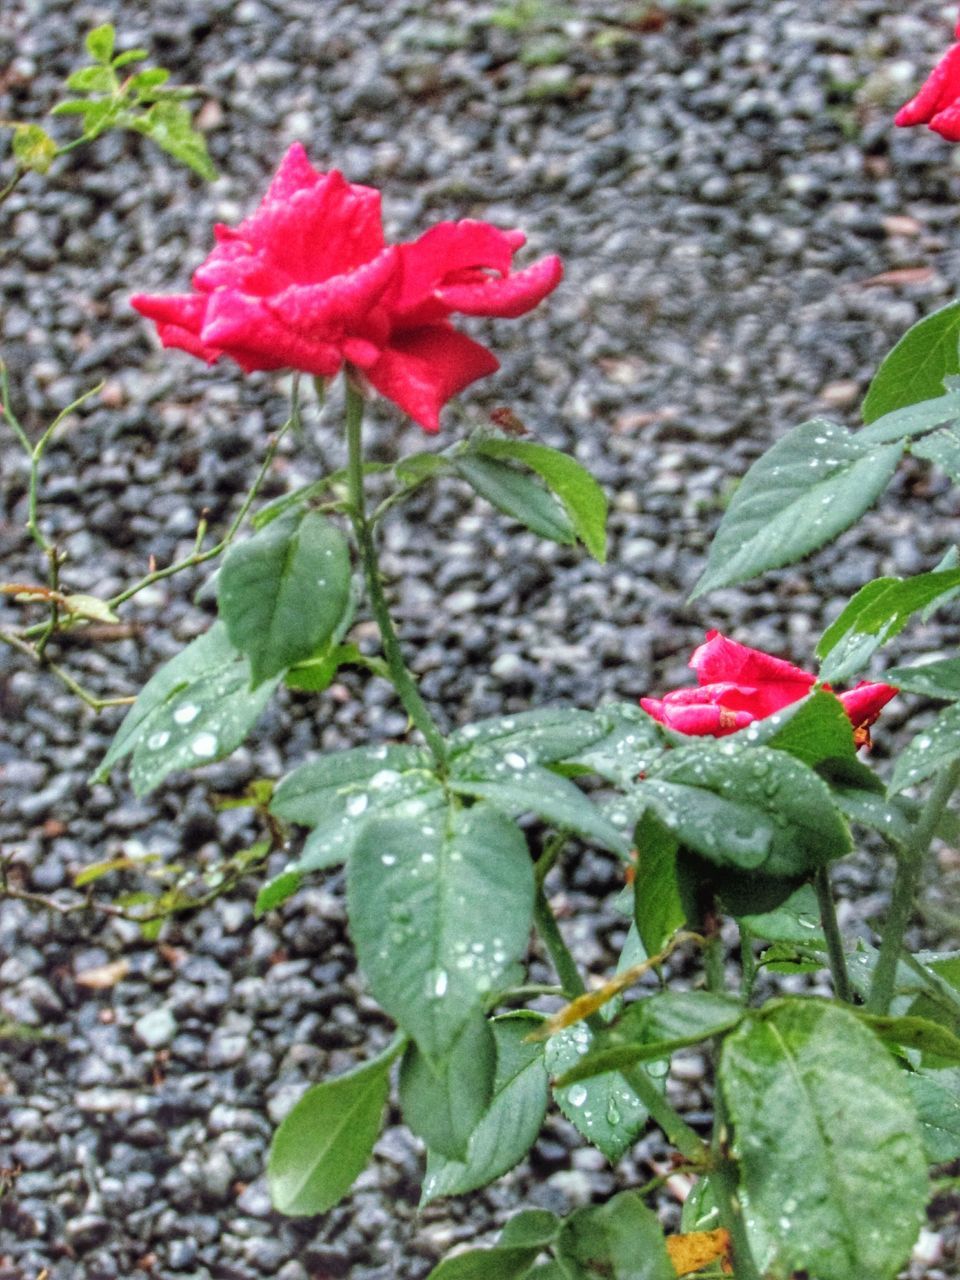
[3,1,960,1277]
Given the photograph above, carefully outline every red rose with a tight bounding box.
[640,631,897,746]
[895,15,960,141]
[132,144,563,432]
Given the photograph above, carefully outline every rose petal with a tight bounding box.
[201,291,343,376]
[691,631,814,696]
[640,697,754,737]
[895,42,960,128]
[131,292,222,362]
[437,255,565,319]
[837,682,898,730]
[364,326,499,432]
[267,246,398,341]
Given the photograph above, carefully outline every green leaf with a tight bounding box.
[449,708,611,767]
[885,656,960,701]
[863,301,960,422]
[557,992,744,1086]
[267,1050,394,1215]
[735,882,825,945]
[567,702,666,787]
[349,807,535,1059]
[692,419,903,597]
[474,438,608,561]
[12,124,57,174]
[499,1211,561,1248]
[425,1247,543,1280]
[399,1013,497,1160]
[546,1023,652,1161]
[66,65,116,92]
[421,1013,549,1202]
[85,23,116,62]
[760,689,857,766]
[111,48,150,68]
[890,703,960,794]
[128,99,218,180]
[130,67,171,97]
[52,97,117,136]
[860,1012,960,1065]
[817,569,960,683]
[394,451,452,485]
[632,811,684,956]
[556,1191,674,1280]
[904,1073,960,1163]
[829,787,914,845]
[454,454,575,545]
[254,871,302,918]
[720,1000,928,1280]
[641,743,851,877]
[449,766,630,857]
[218,511,352,687]
[910,424,960,484]
[856,388,960,445]
[92,623,279,795]
[271,744,443,871]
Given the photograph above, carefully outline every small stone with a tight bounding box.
[134,1006,178,1048]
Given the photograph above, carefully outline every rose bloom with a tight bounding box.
[895,15,960,141]
[132,143,563,432]
[640,631,897,747]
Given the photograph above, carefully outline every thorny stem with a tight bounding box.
[343,380,447,770]
[813,865,854,1004]
[533,885,707,1162]
[867,758,960,1015]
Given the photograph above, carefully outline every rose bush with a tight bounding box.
[132,142,563,431]
[895,15,960,140]
[640,630,897,741]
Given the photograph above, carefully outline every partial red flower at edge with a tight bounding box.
[895,14,960,141]
[640,631,897,747]
[131,143,563,432]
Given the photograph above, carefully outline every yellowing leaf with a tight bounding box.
[665,1228,732,1276]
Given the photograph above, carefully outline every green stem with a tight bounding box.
[343,380,447,770]
[739,923,757,1002]
[867,759,960,1015]
[533,885,706,1161]
[813,866,853,1004]
[710,1090,764,1280]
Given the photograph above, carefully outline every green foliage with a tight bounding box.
[455,454,577,546]
[93,623,280,795]
[862,300,960,422]
[556,992,744,1086]
[41,24,217,179]
[399,1013,497,1160]
[632,811,684,956]
[218,510,353,687]
[421,1014,549,1203]
[720,1001,928,1280]
[890,703,960,794]
[555,1191,674,1280]
[267,1046,396,1215]
[817,569,960,683]
[348,806,535,1059]
[546,1023,653,1161]
[11,124,57,174]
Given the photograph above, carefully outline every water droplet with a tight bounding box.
[433,969,448,998]
[381,853,396,866]
[369,769,400,790]
[347,793,369,816]
[567,1084,588,1107]
[147,730,170,750]
[370,744,388,759]
[504,751,526,770]
[191,732,218,758]
[173,703,199,725]
[606,1098,621,1125]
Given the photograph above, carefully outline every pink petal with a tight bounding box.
[237,168,385,283]
[691,631,814,694]
[192,238,287,296]
[895,42,960,128]
[930,99,960,140]
[837,682,898,730]
[437,255,564,319]
[640,697,754,737]
[364,325,499,432]
[260,142,323,205]
[200,290,343,376]
[390,221,536,323]
[267,246,398,340]
[131,292,222,362]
